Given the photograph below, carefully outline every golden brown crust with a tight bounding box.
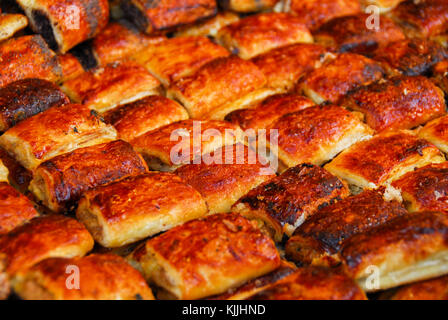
[0,13,28,41]
[297,53,385,104]
[0,35,62,87]
[103,95,189,141]
[76,172,207,248]
[418,114,448,153]
[286,189,408,266]
[0,160,8,183]
[0,78,70,132]
[14,254,154,300]
[389,275,448,300]
[432,59,448,94]
[131,212,281,300]
[0,215,94,275]
[217,13,313,59]
[219,0,278,12]
[0,253,9,300]
[57,53,85,83]
[342,76,446,132]
[233,164,349,242]
[0,148,32,193]
[174,11,239,38]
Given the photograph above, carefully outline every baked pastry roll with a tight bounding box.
[13,254,154,300]
[247,266,366,300]
[233,164,349,242]
[391,0,448,38]
[219,0,278,12]
[0,79,70,132]
[340,211,448,291]
[359,0,405,13]
[57,53,85,83]
[392,162,448,213]
[62,61,162,113]
[297,53,385,104]
[0,13,28,41]
[432,60,448,94]
[217,13,313,60]
[29,140,148,213]
[268,105,373,169]
[0,148,32,194]
[342,76,446,133]
[77,172,207,248]
[16,0,109,53]
[251,43,329,91]
[325,130,445,190]
[167,56,266,119]
[131,120,243,171]
[0,182,39,235]
[0,215,94,276]
[174,143,275,214]
[225,94,314,132]
[0,35,62,87]
[372,39,448,76]
[121,0,217,34]
[134,36,229,87]
[389,275,448,300]
[128,213,281,300]
[103,96,189,141]
[285,189,407,267]
[0,104,117,170]
[314,14,405,55]
[0,160,8,183]
[418,115,448,153]
[174,12,239,38]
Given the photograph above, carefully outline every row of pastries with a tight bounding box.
[0,0,448,300]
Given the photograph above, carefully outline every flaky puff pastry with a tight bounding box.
[341,211,448,291]
[342,76,446,133]
[0,104,117,170]
[62,61,162,114]
[16,0,109,53]
[14,254,154,300]
[325,130,446,189]
[0,215,94,276]
[219,0,278,12]
[175,12,239,38]
[268,105,373,169]
[0,13,27,41]
[0,160,8,183]
[57,53,85,83]
[174,143,275,214]
[127,213,280,300]
[0,35,62,88]
[167,56,266,119]
[103,95,189,142]
[0,148,32,194]
[77,172,207,248]
[392,162,448,213]
[131,120,244,171]
[285,188,407,267]
[29,140,148,213]
[217,13,313,60]
[418,114,448,154]
[233,164,349,242]
[247,266,367,300]
[389,275,448,300]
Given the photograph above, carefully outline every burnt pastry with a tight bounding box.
[0,104,117,170]
[418,115,448,153]
[0,182,39,235]
[359,0,405,12]
[342,76,446,133]
[174,143,275,214]
[314,14,405,55]
[217,13,313,59]
[0,13,28,41]
[297,53,385,104]
[0,253,9,300]
[391,0,448,38]
[285,188,408,266]
[251,43,330,91]
[232,164,349,242]
[392,162,448,213]
[62,61,162,113]
[29,140,148,213]
[57,53,85,83]
[218,0,278,12]
[0,160,9,183]
[134,36,229,87]
[0,215,94,276]
[131,120,243,171]
[389,275,448,300]
[167,56,267,119]
[0,78,70,132]
[127,213,281,300]
[325,130,445,189]
[340,211,448,291]
[247,266,367,300]
[0,35,62,87]
[16,0,109,53]
[76,172,208,248]
[120,0,217,34]
[268,105,373,169]
[174,12,239,38]
[13,253,154,300]
[432,60,448,94]
[103,96,189,141]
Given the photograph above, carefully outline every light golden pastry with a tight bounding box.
[0,160,8,183]
[418,114,448,153]
[359,0,405,12]
[0,13,28,41]
[389,275,448,300]
[0,253,9,300]
[175,12,239,38]
[57,53,85,83]
[218,0,278,12]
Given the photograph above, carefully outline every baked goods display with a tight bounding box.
[1,0,448,301]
